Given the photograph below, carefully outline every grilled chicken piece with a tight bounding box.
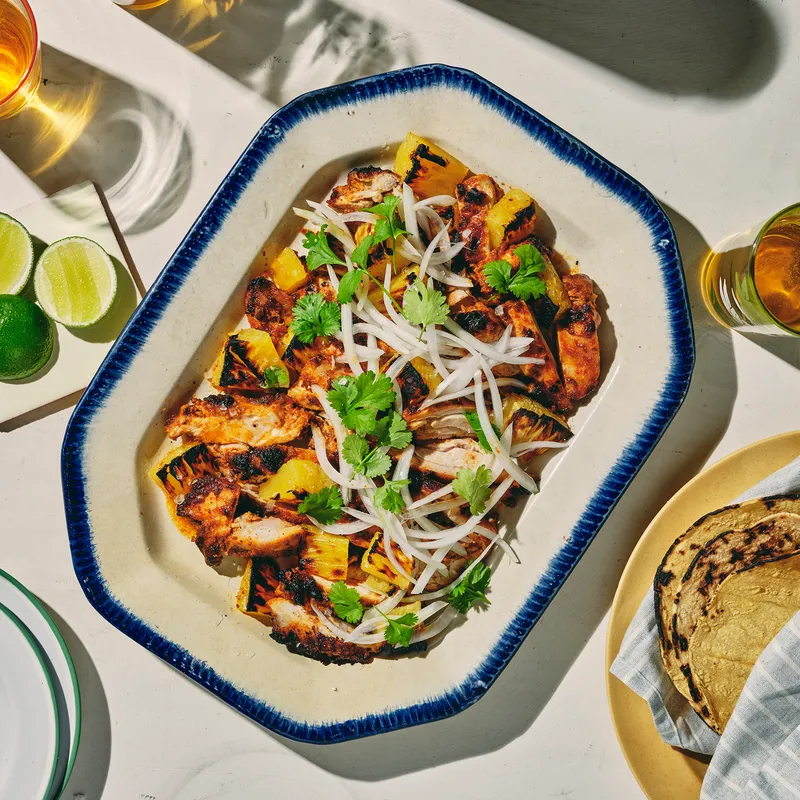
[166,392,311,448]
[311,575,389,607]
[406,402,477,440]
[556,274,601,402]
[226,512,307,558]
[208,444,316,487]
[266,596,380,664]
[412,438,495,481]
[455,175,502,268]
[424,530,492,592]
[328,167,400,213]
[287,343,351,411]
[396,361,432,411]
[498,300,570,412]
[177,476,241,565]
[448,295,505,343]
[245,274,295,343]
[502,393,572,460]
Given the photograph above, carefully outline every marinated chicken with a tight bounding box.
[413,438,496,481]
[177,476,240,565]
[328,167,400,213]
[556,274,601,402]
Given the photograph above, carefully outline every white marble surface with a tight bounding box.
[1,0,798,797]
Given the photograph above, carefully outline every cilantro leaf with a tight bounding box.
[483,243,547,301]
[350,235,373,269]
[373,411,412,450]
[327,371,395,435]
[374,479,409,514]
[337,269,366,304]
[464,411,501,453]
[262,365,290,388]
[452,464,493,516]
[368,195,409,243]
[289,293,341,344]
[402,279,450,329]
[298,486,344,525]
[447,562,492,614]
[302,225,347,271]
[329,580,364,624]
[342,434,392,478]
[379,609,418,647]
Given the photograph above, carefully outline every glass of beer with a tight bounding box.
[0,0,41,119]
[113,0,171,9]
[702,203,800,337]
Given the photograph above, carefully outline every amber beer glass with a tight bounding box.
[0,0,40,119]
[703,203,800,337]
[113,0,171,8]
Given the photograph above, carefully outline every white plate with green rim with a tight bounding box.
[0,569,81,796]
[0,601,59,800]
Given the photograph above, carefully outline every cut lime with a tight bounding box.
[34,237,117,328]
[0,295,54,380]
[0,213,35,295]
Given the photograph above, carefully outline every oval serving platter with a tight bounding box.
[62,64,694,743]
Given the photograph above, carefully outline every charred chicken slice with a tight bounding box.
[177,476,241,565]
[412,438,495,481]
[208,444,316,487]
[227,512,307,558]
[406,401,477,440]
[455,175,502,268]
[328,167,400,213]
[556,274,602,402]
[245,274,295,344]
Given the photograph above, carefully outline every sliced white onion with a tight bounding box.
[342,507,381,526]
[425,324,450,380]
[310,426,364,490]
[406,482,454,510]
[293,208,354,253]
[441,323,544,365]
[366,332,379,375]
[418,226,450,283]
[402,183,424,252]
[340,303,363,377]
[338,211,380,224]
[313,520,375,535]
[510,441,571,456]
[482,360,504,431]
[414,195,457,209]
[353,322,414,355]
[409,607,459,644]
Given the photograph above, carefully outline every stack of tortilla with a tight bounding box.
[654,494,800,734]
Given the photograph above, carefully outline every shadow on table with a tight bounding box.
[43,606,112,800]
[282,206,738,778]
[134,0,416,106]
[457,0,781,98]
[0,45,193,234]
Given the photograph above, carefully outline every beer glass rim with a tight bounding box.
[747,200,800,337]
[0,0,39,109]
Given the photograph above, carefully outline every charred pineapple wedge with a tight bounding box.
[389,600,422,617]
[258,459,331,502]
[150,442,216,502]
[486,188,536,250]
[394,133,469,198]
[211,328,288,391]
[532,253,571,330]
[367,263,420,306]
[300,528,349,581]
[269,247,309,293]
[502,393,572,455]
[236,558,280,622]
[361,532,413,590]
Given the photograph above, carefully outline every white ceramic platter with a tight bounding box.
[62,65,694,743]
[0,569,81,795]
[0,603,59,800]
[0,181,141,426]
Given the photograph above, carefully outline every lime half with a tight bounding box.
[34,237,117,327]
[0,213,35,295]
[0,295,54,380]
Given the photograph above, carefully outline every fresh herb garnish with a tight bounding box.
[342,433,393,478]
[452,464,493,516]
[373,411,412,450]
[289,293,341,343]
[464,411,500,453]
[483,243,547,301]
[367,195,409,273]
[297,485,344,525]
[329,580,364,624]
[302,225,347,271]
[378,607,418,647]
[402,279,449,331]
[262,365,289,388]
[336,264,402,311]
[447,562,492,614]
[374,478,409,514]
[327,371,395,435]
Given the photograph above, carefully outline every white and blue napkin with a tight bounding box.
[611,456,800,798]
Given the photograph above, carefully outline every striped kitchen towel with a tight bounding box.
[610,455,800,797]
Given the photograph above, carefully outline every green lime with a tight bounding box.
[34,237,117,328]
[0,213,35,295]
[0,295,54,380]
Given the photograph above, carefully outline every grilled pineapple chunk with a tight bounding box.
[367,263,419,306]
[300,529,349,581]
[211,328,288,391]
[269,247,308,293]
[150,442,216,502]
[361,533,413,590]
[486,188,536,250]
[364,574,394,594]
[258,459,331,502]
[236,558,279,622]
[389,600,422,617]
[532,253,571,329]
[410,356,442,392]
[394,133,469,198]
[502,393,572,454]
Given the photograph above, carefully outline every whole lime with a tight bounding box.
[0,294,54,381]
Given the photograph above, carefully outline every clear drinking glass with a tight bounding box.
[0,0,41,120]
[702,202,800,337]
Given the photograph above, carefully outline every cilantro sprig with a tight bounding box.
[483,243,547,301]
[402,279,449,332]
[447,562,492,614]
[378,608,419,647]
[329,581,364,624]
[452,465,493,516]
[367,195,409,274]
[342,434,393,478]
[302,225,346,271]
[337,265,401,311]
[298,486,344,525]
[374,478,409,514]
[262,365,289,388]
[289,293,341,343]
[327,372,395,435]
[464,411,501,453]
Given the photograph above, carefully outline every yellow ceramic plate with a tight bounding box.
[606,430,800,800]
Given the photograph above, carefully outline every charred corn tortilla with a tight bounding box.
[670,512,800,714]
[654,494,800,700]
[688,553,800,733]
